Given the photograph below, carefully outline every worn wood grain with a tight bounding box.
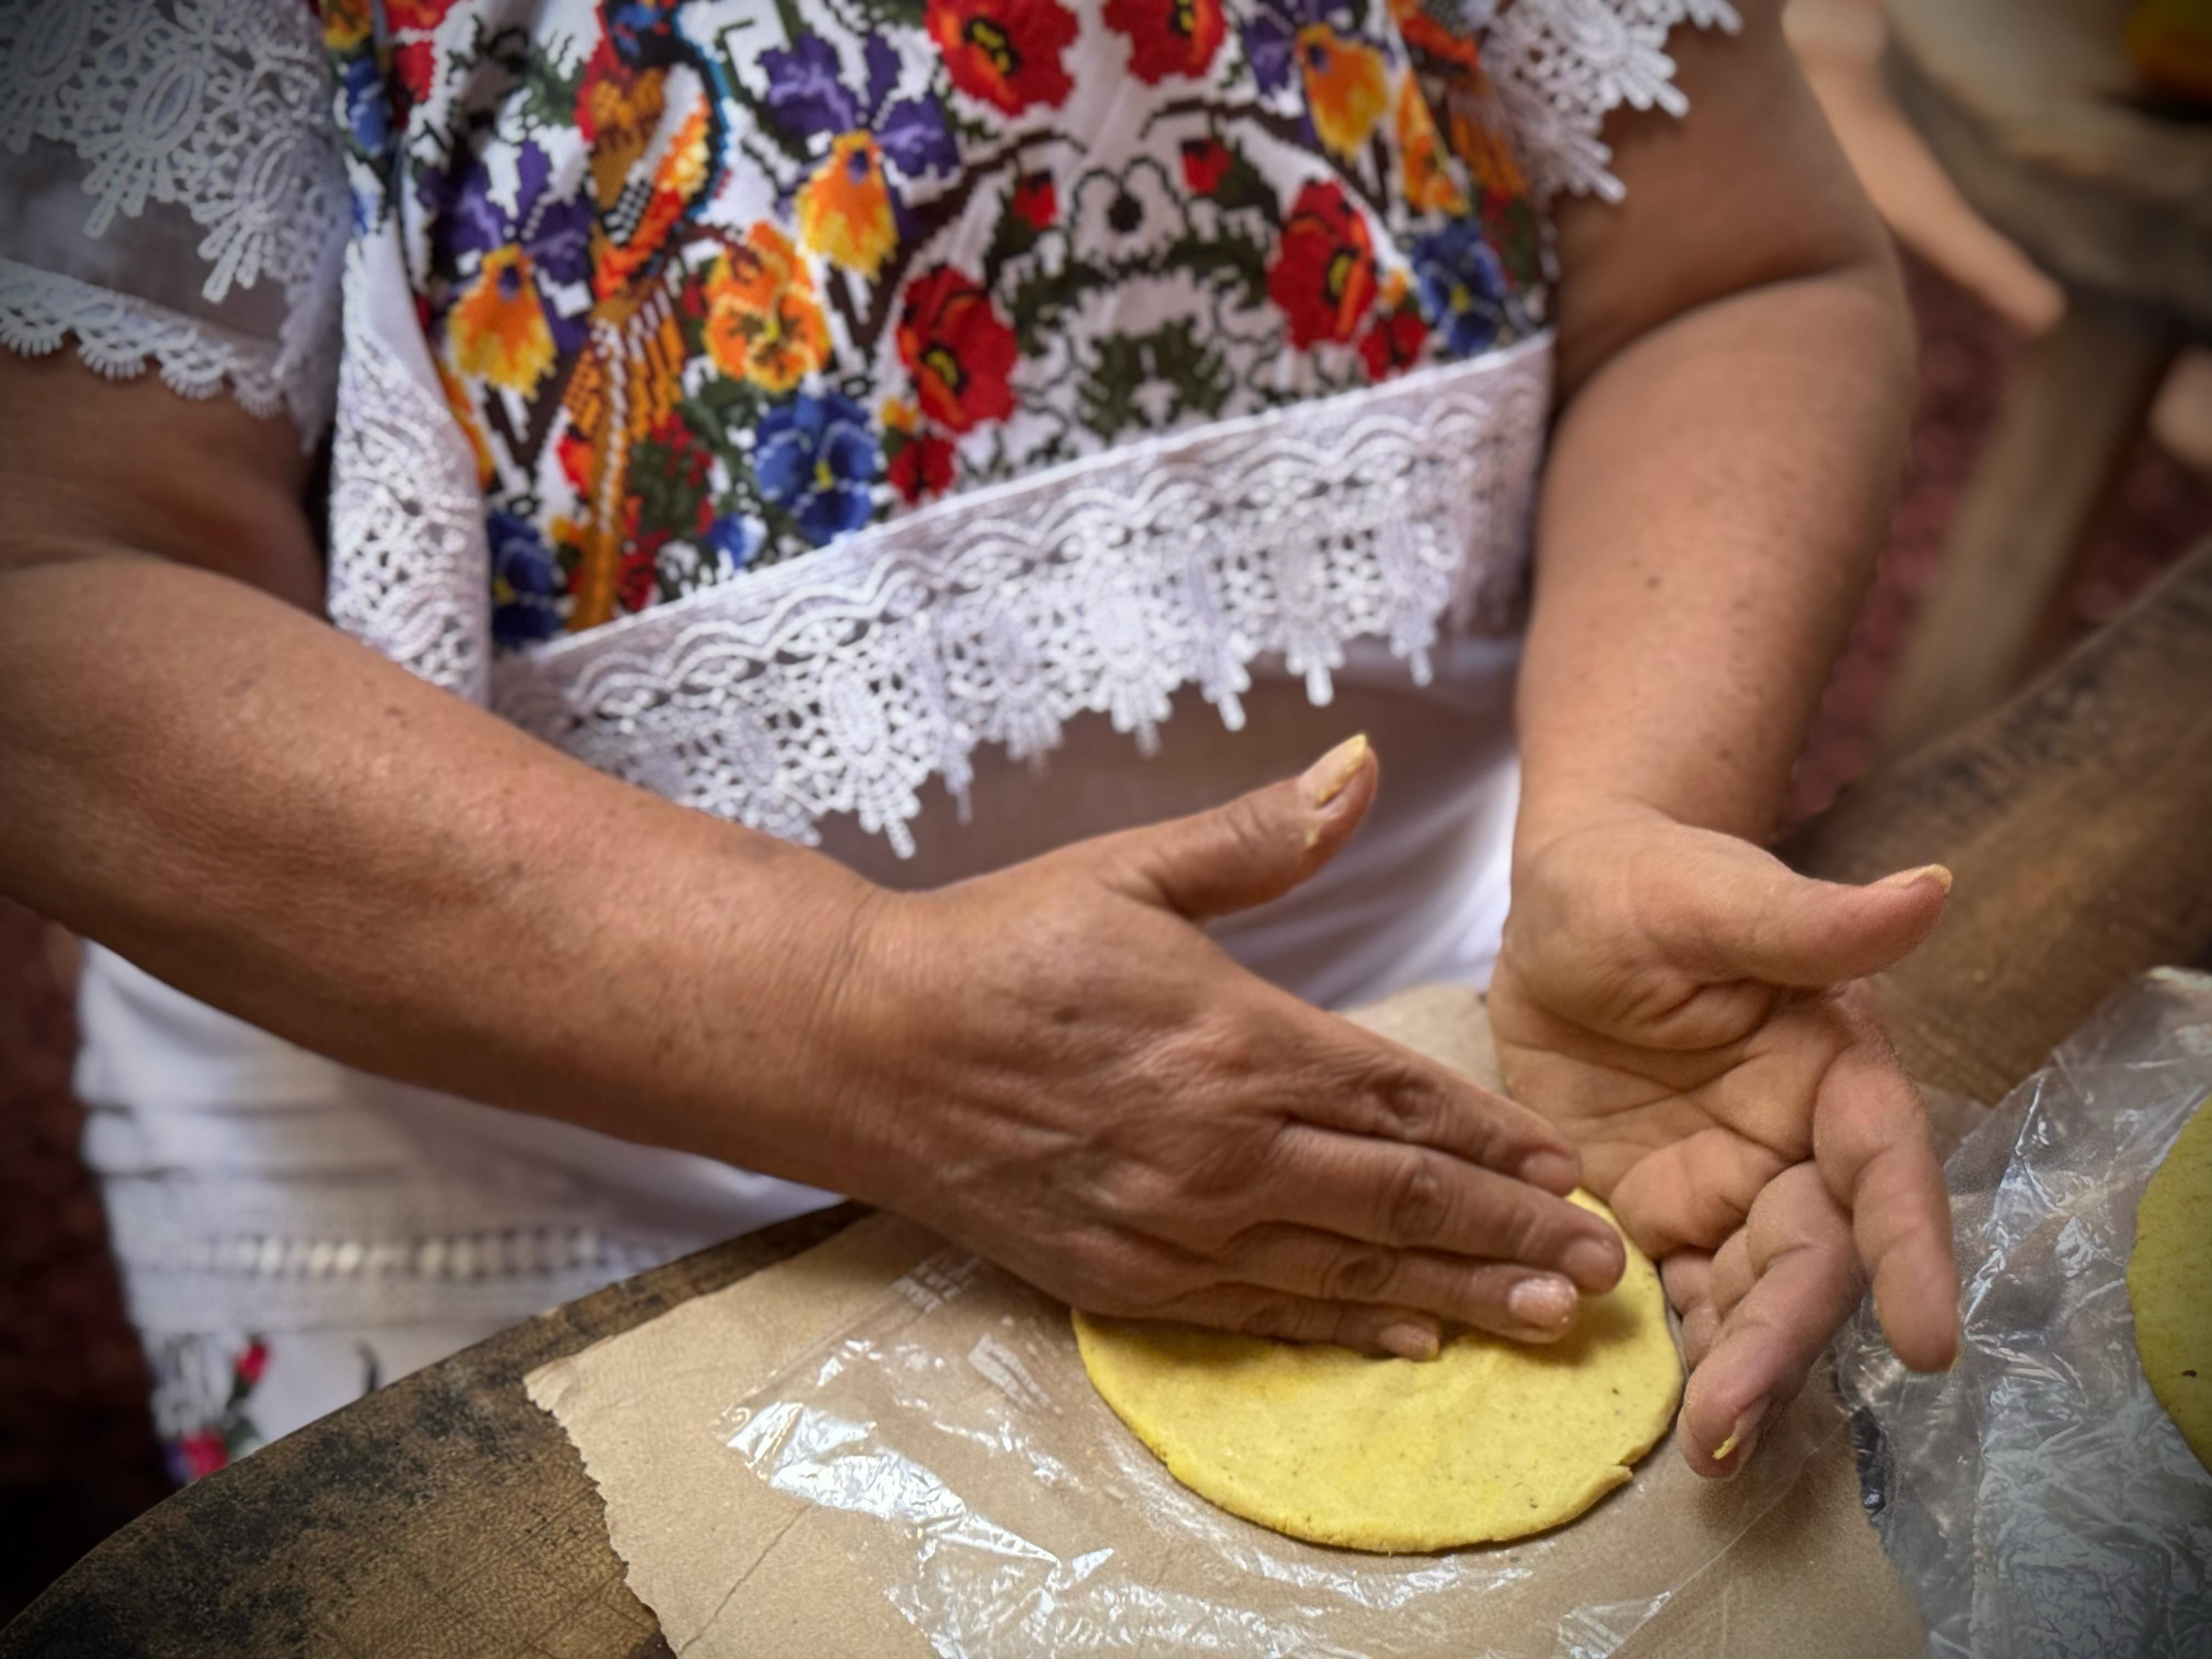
[1790,538,2212,1104]
[9,541,2212,1656]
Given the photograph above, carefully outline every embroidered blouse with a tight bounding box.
[1,0,1733,1357]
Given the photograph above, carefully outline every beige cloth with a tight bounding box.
[527,986,1939,1658]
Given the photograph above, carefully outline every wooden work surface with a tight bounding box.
[10,541,2212,1658]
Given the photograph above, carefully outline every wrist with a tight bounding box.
[1509,787,1683,884]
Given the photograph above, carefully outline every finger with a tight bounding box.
[1223,1224,1585,1342]
[1678,1167,1862,1479]
[1705,1225,1757,1325]
[1813,1013,1961,1372]
[1660,848,1951,990]
[1108,733,1379,920]
[1270,1128,1626,1290]
[1662,1250,1719,1369]
[1160,1285,1446,1360]
[1293,1030,1582,1195]
[1608,1128,1791,1258]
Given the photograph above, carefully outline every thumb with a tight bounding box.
[1663,847,1953,988]
[1113,734,1379,919]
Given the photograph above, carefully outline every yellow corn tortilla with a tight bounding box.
[1073,1192,1682,1552]
[2130,1093,2212,1474]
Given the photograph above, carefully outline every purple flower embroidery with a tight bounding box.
[760,32,957,180]
[1242,0,1368,94]
[419,141,592,351]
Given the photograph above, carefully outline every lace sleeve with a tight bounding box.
[0,0,347,443]
[1477,0,1742,203]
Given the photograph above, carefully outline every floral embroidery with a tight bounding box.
[1271,181,1377,348]
[928,0,1081,115]
[898,266,1019,432]
[703,223,831,392]
[757,391,880,546]
[163,1336,268,1486]
[324,0,1550,651]
[1106,0,1229,83]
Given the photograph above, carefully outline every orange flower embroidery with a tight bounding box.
[703,223,831,392]
[1296,26,1390,159]
[1395,76,1468,214]
[448,246,557,393]
[321,0,372,51]
[797,132,899,281]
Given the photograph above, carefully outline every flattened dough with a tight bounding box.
[2131,1093,2212,1473]
[1074,1193,1681,1551]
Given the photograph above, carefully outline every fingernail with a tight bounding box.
[1507,1275,1576,1330]
[1564,1236,1621,1291]
[1378,1319,1439,1362]
[1711,1398,1769,1470]
[1876,863,1953,895]
[1302,733,1370,809]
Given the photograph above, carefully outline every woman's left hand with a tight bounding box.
[1487,805,1960,1476]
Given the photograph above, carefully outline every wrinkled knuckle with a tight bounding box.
[1218,794,1291,869]
[1319,1242,1397,1303]
[1364,1067,1443,1143]
[1383,1156,1453,1244]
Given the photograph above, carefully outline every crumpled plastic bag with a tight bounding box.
[716,1235,1844,1659]
[1835,968,2212,1658]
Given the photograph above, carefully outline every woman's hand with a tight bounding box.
[828,737,1628,1359]
[1488,805,1960,1474]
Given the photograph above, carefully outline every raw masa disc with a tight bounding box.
[2130,1093,2212,1473]
[1073,1192,1683,1551]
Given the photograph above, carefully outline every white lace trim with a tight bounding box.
[0,257,289,413]
[1485,0,1743,202]
[325,248,493,702]
[0,0,347,436]
[101,1172,710,1330]
[492,339,1553,858]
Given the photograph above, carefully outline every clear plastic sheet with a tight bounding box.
[718,1245,1843,1658]
[1836,968,2212,1658]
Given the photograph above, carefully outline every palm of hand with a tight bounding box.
[1488,819,1959,1474]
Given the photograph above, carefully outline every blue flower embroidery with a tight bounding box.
[1412,221,1506,359]
[488,511,566,646]
[755,392,879,546]
[704,513,763,571]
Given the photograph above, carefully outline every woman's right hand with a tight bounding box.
[825,737,1626,1358]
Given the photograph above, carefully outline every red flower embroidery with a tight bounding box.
[234,1340,270,1387]
[927,0,1079,115]
[174,1431,229,1483]
[1104,0,1227,83]
[1358,305,1428,380]
[897,267,1019,433]
[385,0,462,27]
[1180,137,1231,195]
[890,432,958,503]
[1011,171,1058,231]
[1267,182,1377,349]
[391,38,437,108]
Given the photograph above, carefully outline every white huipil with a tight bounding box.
[0,0,1733,1459]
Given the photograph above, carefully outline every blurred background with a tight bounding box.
[4,0,2208,1622]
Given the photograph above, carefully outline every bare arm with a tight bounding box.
[1,348,1620,1354]
[1518,0,1914,853]
[0,353,873,1184]
[1489,2,1961,1474]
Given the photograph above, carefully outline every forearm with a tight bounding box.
[1515,256,1912,859]
[0,552,876,1185]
